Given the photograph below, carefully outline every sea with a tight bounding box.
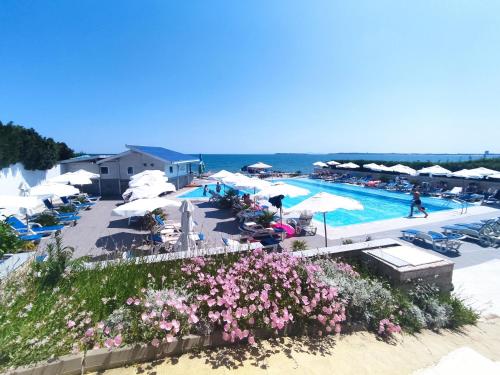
[200,153,499,174]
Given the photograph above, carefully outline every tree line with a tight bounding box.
[0,121,75,170]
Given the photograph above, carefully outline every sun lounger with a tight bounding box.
[208,190,222,203]
[222,237,279,252]
[6,216,64,236]
[401,228,462,253]
[442,221,499,247]
[441,187,462,198]
[61,196,94,210]
[238,221,278,238]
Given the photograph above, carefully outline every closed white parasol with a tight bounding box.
[175,200,197,252]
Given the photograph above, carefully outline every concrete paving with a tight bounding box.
[52,190,500,271]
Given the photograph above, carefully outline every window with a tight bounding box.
[169,166,173,173]
[127,167,134,175]
[100,166,109,175]
[150,163,154,167]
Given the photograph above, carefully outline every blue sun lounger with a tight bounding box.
[6,216,64,236]
[401,228,462,253]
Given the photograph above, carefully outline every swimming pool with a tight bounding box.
[178,184,250,199]
[280,178,461,226]
[179,178,461,227]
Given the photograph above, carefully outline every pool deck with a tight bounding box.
[47,189,500,271]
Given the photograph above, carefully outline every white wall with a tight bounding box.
[0,162,61,196]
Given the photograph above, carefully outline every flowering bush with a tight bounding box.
[182,249,346,343]
[377,318,401,338]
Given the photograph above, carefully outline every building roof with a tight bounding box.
[96,146,199,165]
[126,145,199,164]
[60,154,115,164]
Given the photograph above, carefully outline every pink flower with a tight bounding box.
[248,335,256,345]
[166,334,175,343]
[114,334,122,347]
[67,320,76,329]
[85,328,94,337]
[104,338,114,348]
[151,338,160,347]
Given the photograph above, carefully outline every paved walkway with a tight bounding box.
[95,317,500,375]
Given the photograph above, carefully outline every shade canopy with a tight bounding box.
[313,161,328,168]
[130,170,166,180]
[337,162,360,169]
[73,169,99,179]
[373,164,393,172]
[326,161,340,166]
[29,183,80,198]
[175,200,197,252]
[230,175,271,191]
[112,197,181,218]
[122,182,176,201]
[488,173,500,179]
[247,162,272,169]
[208,170,234,180]
[287,192,364,214]
[286,192,363,247]
[48,172,92,185]
[449,169,484,179]
[418,165,452,176]
[390,164,417,175]
[128,174,169,188]
[256,182,309,198]
[0,195,45,215]
[468,167,498,177]
[363,163,381,170]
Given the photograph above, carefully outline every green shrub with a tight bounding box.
[0,221,24,257]
[32,213,60,227]
[31,236,74,288]
[57,205,77,213]
[291,240,308,251]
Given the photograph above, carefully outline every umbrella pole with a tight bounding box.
[323,212,328,247]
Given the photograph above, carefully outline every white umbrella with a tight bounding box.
[449,169,483,179]
[256,181,309,198]
[417,165,451,176]
[128,174,169,188]
[175,200,197,252]
[390,164,417,176]
[488,173,500,179]
[337,162,360,169]
[112,197,181,218]
[208,170,234,180]
[49,172,92,185]
[363,163,381,170]
[73,169,99,179]
[372,164,393,172]
[286,192,363,247]
[313,161,328,168]
[248,162,272,169]
[0,195,45,216]
[327,161,340,166]
[130,170,166,180]
[468,167,498,177]
[122,182,176,201]
[29,183,80,198]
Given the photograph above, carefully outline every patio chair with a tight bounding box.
[238,221,278,238]
[483,190,500,206]
[401,228,462,253]
[6,216,64,237]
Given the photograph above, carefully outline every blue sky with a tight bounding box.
[1,0,499,154]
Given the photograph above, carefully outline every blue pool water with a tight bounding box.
[179,184,250,199]
[179,178,461,226]
[280,179,461,226]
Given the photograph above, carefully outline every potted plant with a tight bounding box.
[256,210,277,228]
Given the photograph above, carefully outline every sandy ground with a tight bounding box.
[96,317,500,375]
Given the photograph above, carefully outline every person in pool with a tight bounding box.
[203,185,208,197]
[409,187,428,218]
[216,182,222,194]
